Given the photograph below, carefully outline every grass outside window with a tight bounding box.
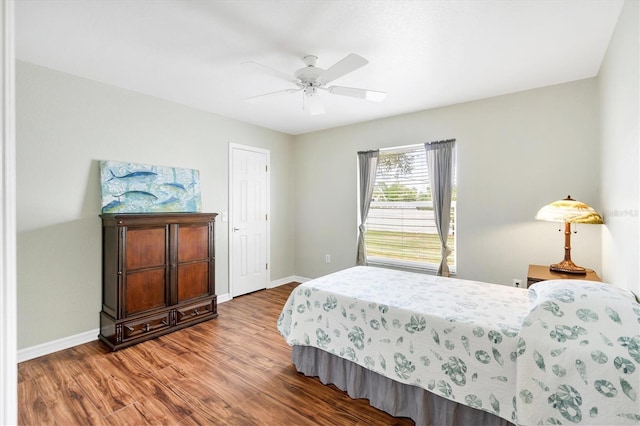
[365,229,455,267]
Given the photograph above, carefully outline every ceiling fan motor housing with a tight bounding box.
[295,66,324,85]
[303,86,319,96]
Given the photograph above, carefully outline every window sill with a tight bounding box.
[366,259,456,276]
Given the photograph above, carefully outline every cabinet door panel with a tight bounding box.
[126,227,166,270]
[125,269,167,315]
[177,262,209,302]
[178,224,209,262]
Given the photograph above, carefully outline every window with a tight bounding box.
[363,144,456,272]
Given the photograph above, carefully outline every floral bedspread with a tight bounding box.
[277,266,531,423]
[515,280,640,425]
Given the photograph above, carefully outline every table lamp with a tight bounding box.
[535,195,603,274]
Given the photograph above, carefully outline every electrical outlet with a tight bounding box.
[325,254,331,263]
[512,279,522,288]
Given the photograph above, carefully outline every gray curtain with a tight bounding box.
[357,150,379,265]
[424,140,455,276]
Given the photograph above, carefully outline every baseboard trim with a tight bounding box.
[18,280,309,362]
[269,275,310,288]
[217,293,231,303]
[18,328,99,363]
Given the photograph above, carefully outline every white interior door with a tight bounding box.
[230,144,269,297]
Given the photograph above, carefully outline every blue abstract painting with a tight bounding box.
[100,160,202,213]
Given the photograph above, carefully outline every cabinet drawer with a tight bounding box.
[176,299,216,326]
[121,312,171,341]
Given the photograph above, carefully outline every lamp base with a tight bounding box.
[549,259,587,274]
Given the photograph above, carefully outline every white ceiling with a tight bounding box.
[16,0,624,136]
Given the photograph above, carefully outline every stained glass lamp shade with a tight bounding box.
[535,195,603,274]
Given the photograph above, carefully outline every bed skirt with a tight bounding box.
[292,345,515,426]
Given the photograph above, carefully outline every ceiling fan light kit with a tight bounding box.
[244,53,387,115]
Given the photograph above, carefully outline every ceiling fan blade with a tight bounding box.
[318,53,368,84]
[328,86,387,102]
[245,88,299,104]
[242,61,299,84]
[305,94,325,115]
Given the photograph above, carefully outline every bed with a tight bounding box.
[277,266,640,425]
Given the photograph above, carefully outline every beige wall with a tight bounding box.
[599,0,639,295]
[16,61,295,348]
[294,79,602,286]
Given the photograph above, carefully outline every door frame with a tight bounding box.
[1,1,17,424]
[228,142,270,298]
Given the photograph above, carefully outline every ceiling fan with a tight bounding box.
[243,53,387,115]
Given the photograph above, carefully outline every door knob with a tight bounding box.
[233,227,240,232]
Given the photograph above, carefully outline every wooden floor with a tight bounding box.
[18,283,414,425]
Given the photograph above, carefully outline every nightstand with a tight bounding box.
[527,264,601,288]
